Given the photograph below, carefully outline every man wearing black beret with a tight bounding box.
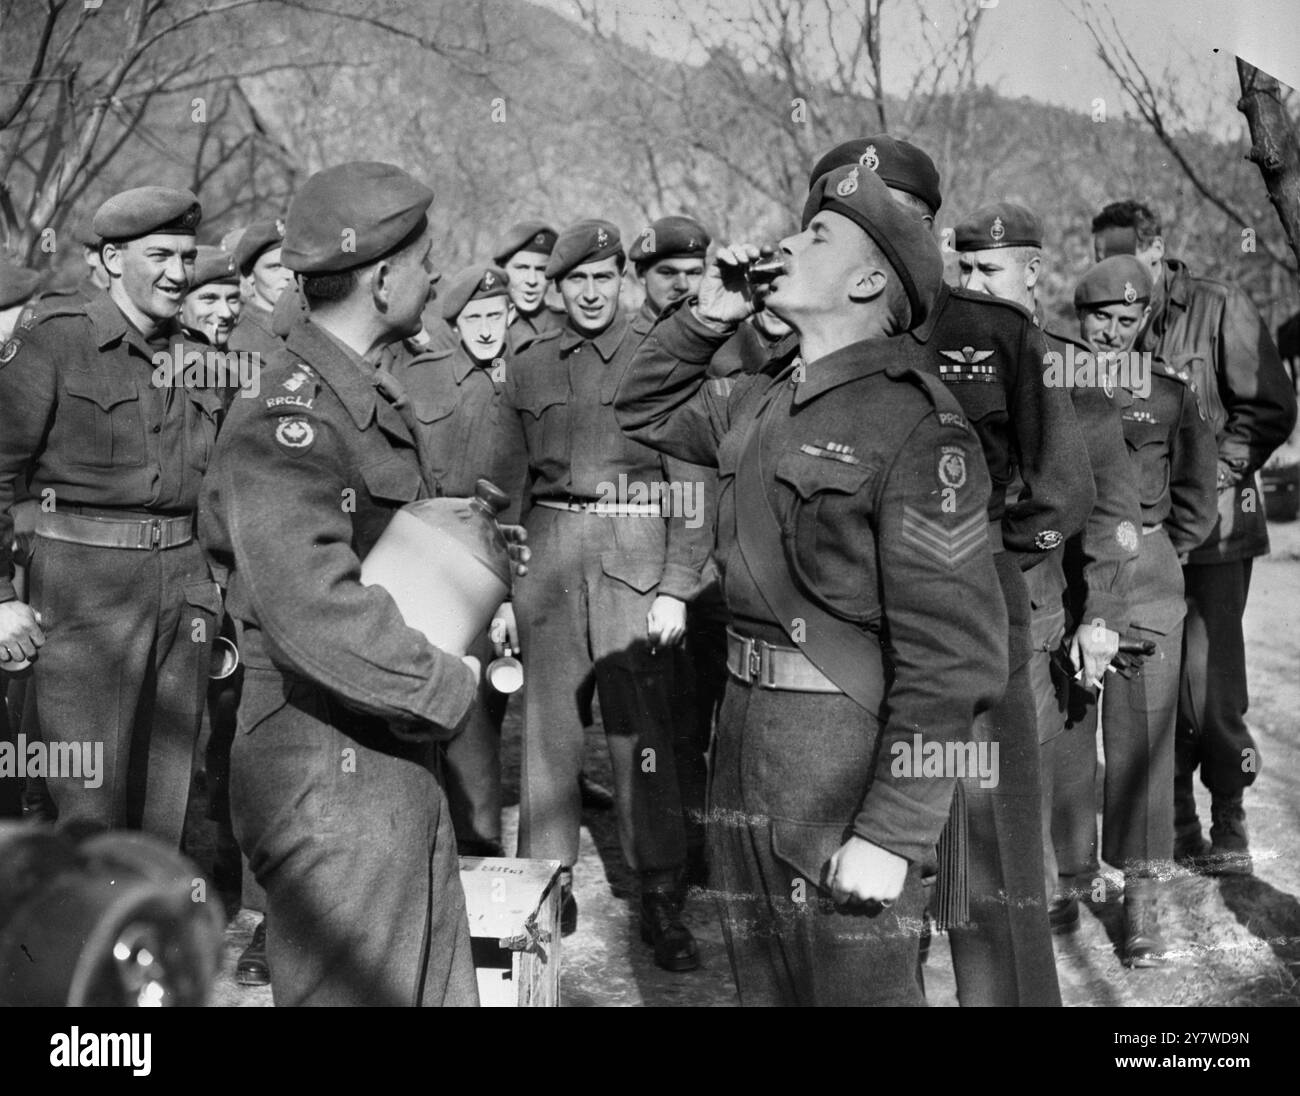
[806,135,1096,1007]
[629,215,710,320]
[1092,200,1297,879]
[628,214,717,882]
[383,264,527,863]
[0,186,223,850]
[1064,256,1217,965]
[954,201,1142,937]
[616,162,1009,1005]
[228,217,292,362]
[180,246,242,350]
[201,162,527,1006]
[498,218,706,971]
[492,220,564,354]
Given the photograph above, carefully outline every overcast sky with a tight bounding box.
[529,0,1299,140]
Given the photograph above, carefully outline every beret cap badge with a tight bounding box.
[835,166,861,197]
[596,228,609,248]
[990,216,1005,242]
[859,145,880,171]
[1123,280,1138,304]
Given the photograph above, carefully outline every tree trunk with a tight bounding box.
[1237,58,1300,272]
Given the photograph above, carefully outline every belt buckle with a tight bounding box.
[148,518,163,549]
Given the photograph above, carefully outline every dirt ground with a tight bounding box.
[207,517,1300,1008]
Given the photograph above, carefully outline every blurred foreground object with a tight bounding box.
[0,824,223,1006]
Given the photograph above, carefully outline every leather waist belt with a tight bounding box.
[36,510,194,550]
[988,521,1004,553]
[725,627,842,693]
[1142,523,1164,535]
[534,499,662,516]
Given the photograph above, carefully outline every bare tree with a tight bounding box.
[1075,0,1298,276]
[1237,59,1300,272]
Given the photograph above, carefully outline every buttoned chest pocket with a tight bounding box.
[773,450,879,622]
[61,372,146,467]
[354,453,424,555]
[1122,415,1171,510]
[515,374,570,459]
[185,388,223,472]
[411,399,458,474]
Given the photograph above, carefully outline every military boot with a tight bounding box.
[1122,876,1167,968]
[640,881,699,972]
[1048,873,1083,935]
[1173,769,1209,868]
[236,917,270,986]
[1205,794,1253,876]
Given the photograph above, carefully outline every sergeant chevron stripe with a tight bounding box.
[899,506,988,568]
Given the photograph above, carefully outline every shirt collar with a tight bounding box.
[558,311,629,362]
[85,293,180,353]
[284,319,378,431]
[907,281,952,344]
[790,334,901,406]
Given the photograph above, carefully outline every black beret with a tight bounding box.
[954,202,1042,251]
[68,215,101,248]
[492,221,558,266]
[0,258,43,310]
[807,136,943,214]
[93,186,201,240]
[801,163,943,330]
[1074,256,1153,310]
[281,162,433,275]
[440,264,511,321]
[189,246,239,290]
[545,219,623,280]
[628,215,711,264]
[234,218,285,275]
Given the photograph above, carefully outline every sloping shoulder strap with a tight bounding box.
[732,379,886,714]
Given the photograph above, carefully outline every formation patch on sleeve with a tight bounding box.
[274,415,316,452]
[936,445,968,489]
[900,505,987,569]
[0,337,21,366]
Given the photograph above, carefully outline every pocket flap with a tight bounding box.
[361,455,422,503]
[774,450,872,500]
[516,378,568,418]
[769,817,852,895]
[183,580,222,616]
[236,666,296,736]
[599,551,661,594]
[412,398,456,425]
[64,371,138,410]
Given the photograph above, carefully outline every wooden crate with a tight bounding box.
[458,856,562,1007]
